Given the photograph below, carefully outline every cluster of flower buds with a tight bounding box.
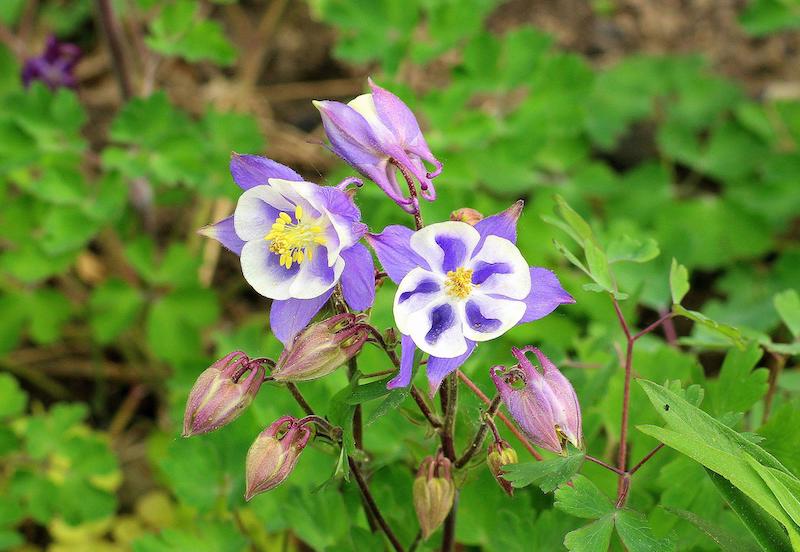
[491,347,582,455]
[22,36,81,90]
[315,79,442,213]
[245,416,313,500]
[271,313,370,382]
[183,351,266,437]
[413,452,456,539]
[487,440,518,496]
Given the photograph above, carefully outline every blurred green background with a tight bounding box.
[0,0,799,550]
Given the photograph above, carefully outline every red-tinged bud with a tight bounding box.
[450,208,484,226]
[487,440,518,496]
[245,416,312,500]
[183,351,265,437]
[271,313,369,382]
[413,452,455,540]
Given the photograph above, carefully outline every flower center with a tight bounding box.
[265,205,327,269]
[444,267,474,299]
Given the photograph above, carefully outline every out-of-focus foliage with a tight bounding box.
[1,0,799,550]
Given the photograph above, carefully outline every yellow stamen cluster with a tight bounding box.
[265,205,327,269]
[444,267,474,299]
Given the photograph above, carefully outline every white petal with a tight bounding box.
[348,93,392,139]
[240,240,297,300]
[467,235,531,300]
[461,293,526,342]
[398,298,468,359]
[394,267,445,324]
[234,185,295,241]
[409,221,480,275]
[289,247,343,299]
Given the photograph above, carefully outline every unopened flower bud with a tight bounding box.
[271,313,369,382]
[487,440,518,496]
[183,351,265,437]
[490,346,582,455]
[245,416,312,500]
[413,453,455,539]
[450,208,484,225]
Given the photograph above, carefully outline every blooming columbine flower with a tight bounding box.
[367,201,574,392]
[491,346,582,455]
[199,154,375,344]
[22,36,81,90]
[313,79,441,213]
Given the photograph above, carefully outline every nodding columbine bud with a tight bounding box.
[450,208,484,226]
[183,351,265,437]
[413,452,455,540]
[271,313,369,382]
[245,416,312,500]
[490,346,582,455]
[487,440,518,496]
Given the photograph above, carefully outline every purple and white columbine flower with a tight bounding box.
[22,36,81,90]
[367,202,574,393]
[200,154,375,344]
[313,79,441,214]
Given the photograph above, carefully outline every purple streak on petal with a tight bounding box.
[230,153,303,191]
[313,185,362,225]
[398,279,440,303]
[465,300,503,334]
[197,215,244,255]
[314,100,383,164]
[471,261,512,285]
[387,334,416,389]
[533,347,582,447]
[425,303,457,347]
[365,226,428,283]
[474,200,524,249]
[340,244,375,311]
[368,79,424,146]
[436,234,469,273]
[269,289,334,345]
[426,341,476,396]
[519,267,575,324]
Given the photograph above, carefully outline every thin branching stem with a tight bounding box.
[455,394,502,468]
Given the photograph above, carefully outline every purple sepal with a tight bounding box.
[340,244,376,311]
[22,36,81,90]
[426,341,476,396]
[230,153,303,191]
[387,334,416,389]
[197,215,245,255]
[270,290,334,345]
[474,200,523,248]
[519,268,575,324]
[366,225,429,283]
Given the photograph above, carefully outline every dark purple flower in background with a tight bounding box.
[314,79,442,213]
[367,201,574,394]
[22,36,81,90]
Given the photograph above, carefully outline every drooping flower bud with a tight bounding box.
[271,313,369,382]
[245,416,312,500]
[313,79,442,213]
[183,351,265,437]
[487,440,518,496]
[450,208,484,226]
[490,346,582,455]
[413,452,455,539]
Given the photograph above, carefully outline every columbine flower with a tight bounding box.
[271,313,369,382]
[313,79,441,213]
[22,36,81,90]
[199,153,375,344]
[367,201,574,393]
[245,416,312,500]
[413,453,455,539]
[183,351,265,437]
[491,347,582,455]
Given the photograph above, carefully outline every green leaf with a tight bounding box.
[669,258,689,305]
[554,194,593,246]
[584,241,614,291]
[0,373,27,419]
[673,305,746,349]
[553,474,613,518]
[709,344,769,416]
[615,509,674,552]
[366,387,409,426]
[739,0,800,36]
[504,450,586,493]
[563,514,614,552]
[707,469,793,552]
[773,289,800,338]
[663,506,760,551]
[607,235,660,264]
[89,278,145,344]
[345,377,394,405]
[26,289,72,345]
[146,288,219,364]
[146,0,236,65]
[746,456,800,530]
